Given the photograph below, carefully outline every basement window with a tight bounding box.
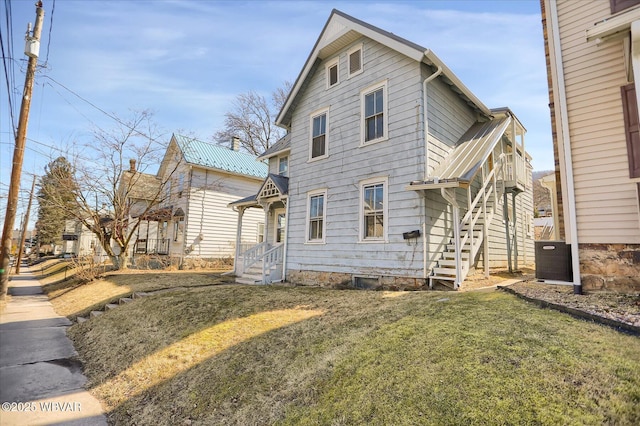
[353,275,380,290]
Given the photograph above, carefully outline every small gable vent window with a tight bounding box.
[326,58,339,88]
[348,44,363,77]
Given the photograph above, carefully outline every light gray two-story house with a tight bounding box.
[231,10,534,290]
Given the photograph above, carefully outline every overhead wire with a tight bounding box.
[1,0,17,137]
[42,0,54,67]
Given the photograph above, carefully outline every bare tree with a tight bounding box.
[214,81,292,155]
[39,110,179,270]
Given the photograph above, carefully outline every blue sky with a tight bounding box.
[1,0,550,228]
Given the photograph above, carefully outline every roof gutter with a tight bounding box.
[423,49,492,117]
[548,0,581,293]
[423,58,442,180]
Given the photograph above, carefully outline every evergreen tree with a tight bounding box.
[36,157,77,245]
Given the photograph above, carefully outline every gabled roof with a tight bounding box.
[276,9,491,128]
[171,134,268,179]
[258,173,289,199]
[257,133,291,160]
[120,170,161,201]
[228,173,289,208]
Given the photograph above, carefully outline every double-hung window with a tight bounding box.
[278,156,289,176]
[361,81,388,144]
[306,190,327,243]
[310,108,329,160]
[326,57,339,88]
[360,177,388,241]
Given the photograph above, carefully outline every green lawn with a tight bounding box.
[66,284,640,425]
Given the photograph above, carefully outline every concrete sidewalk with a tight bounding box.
[0,265,107,425]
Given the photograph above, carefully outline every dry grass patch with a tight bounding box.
[68,286,640,425]
[46,270,234,319]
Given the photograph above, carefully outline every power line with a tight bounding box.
[1,0,17,137]
[42,0,54,66]
[41,75,166,145]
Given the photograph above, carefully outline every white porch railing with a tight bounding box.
[240,242,269,274]
[503,152,528,189]
[262,244,284,284]
[237,242,284,284]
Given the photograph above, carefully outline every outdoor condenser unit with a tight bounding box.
[535,241,573,282]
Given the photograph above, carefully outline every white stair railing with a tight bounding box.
[431,155,505,288]
[242,242,269,272]
[262,244,284,284]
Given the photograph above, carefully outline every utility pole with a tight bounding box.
[15,175,37,274]
[0,3,45,299]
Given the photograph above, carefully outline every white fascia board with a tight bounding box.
[423,50,492,117]
[586,7,640,43]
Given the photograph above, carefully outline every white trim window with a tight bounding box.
[360,177,388,242]
[257,222,264,243]
[310,107,329,160]
[306,189,327,243]
[348,43,363,78]
[278,156,288,176]
[177,172,185,198]
[326,57,339,88]
[361,81,388,145]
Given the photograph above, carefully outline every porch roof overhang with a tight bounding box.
[405,115,511,192]
[227,174,290,209]
[228,194,259,209]
[136,206,173,221]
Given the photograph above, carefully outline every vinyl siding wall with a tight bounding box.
[282,36,529,279]
[183,168,264,258]
[556,0,640,243]
[285,37,426,277]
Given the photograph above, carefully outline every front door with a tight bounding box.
[273,208,286,244]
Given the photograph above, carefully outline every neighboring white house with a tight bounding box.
[136,134,267,266]
[61,219,98,256]
[542,0,640,292]
[230,10,534,290]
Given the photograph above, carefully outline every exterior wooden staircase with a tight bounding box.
[430,157,501,289]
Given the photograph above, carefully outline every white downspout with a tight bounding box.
[423,61,443,180]
[549,0,581,292]
[422,60,442,282]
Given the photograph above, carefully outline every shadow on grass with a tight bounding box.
[51,271,235,320]
[67,286,450,424]
[71,287,640,425]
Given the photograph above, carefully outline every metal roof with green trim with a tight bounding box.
[172,134,267,179]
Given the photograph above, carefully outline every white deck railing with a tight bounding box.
[503,153,528,188]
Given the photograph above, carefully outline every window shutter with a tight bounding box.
[610,0,640,14]
[621,83,640,178]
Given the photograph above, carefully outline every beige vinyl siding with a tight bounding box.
[557,0,640,243]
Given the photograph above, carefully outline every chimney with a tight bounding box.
[231,136,240,152]
[129,159,136,172]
